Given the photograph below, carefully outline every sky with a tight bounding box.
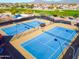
[0,0,35,3]
[0,0,78,3]
[45,0,62,2]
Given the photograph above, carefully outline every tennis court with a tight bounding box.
[21,27,77,59]
[1,21,44,36]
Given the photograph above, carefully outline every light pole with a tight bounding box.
[74,47,79,59]
[64,43,75,59]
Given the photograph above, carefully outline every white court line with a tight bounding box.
[21,37,39,47]
[22,38,55,51]
[55,30,75,43]
[44,38,55,44]
[39,41,55,51]
[20,44,36,59]
[69,31,77,40]
[21,28,76,47]
[22,35,67,59]
[21,32,48,47]
[48,31,76,59]
[48,41,67,59]
[21,28,76,59]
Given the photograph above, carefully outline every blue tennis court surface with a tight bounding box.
[2,21,44,36]
[21,27,77,59]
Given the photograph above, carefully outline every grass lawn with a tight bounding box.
[32,9,79,17]
[0,8,79,17]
